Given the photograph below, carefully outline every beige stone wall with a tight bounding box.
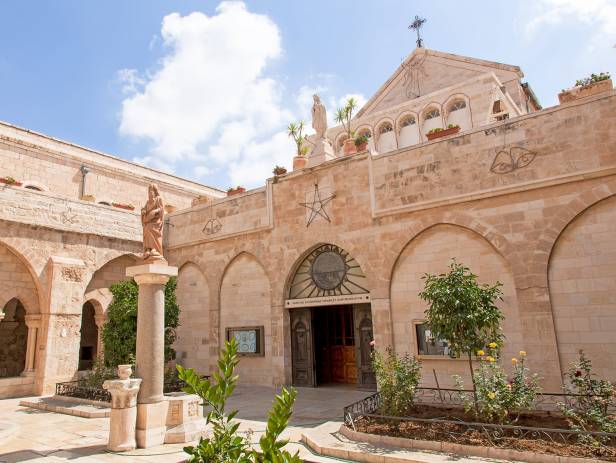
[0,121,223,212]
[167,91,616,391]
[390,224,523,388]
[548,196,616,382]
[219,253,274,385]
[175,262,210,373]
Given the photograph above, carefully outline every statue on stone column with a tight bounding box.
[311,94,328,140]
[140,184,165,262]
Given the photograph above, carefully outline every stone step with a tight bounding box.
[19,395,110,418]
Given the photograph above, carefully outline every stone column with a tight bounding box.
[22,314,41,377]
[103,364,142,452]
[94,314,106,359]
[126,262,177,448]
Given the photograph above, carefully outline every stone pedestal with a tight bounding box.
[126,262,178,448]
[164,393,206,443]
[307,138,335,168]
[103,365,141,452]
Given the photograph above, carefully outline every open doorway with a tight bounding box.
[291,303,376,389]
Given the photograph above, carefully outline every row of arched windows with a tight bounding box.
[335,96,473,155]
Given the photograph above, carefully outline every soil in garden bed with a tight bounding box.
[354,405,616,461]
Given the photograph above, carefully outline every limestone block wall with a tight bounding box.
[0,121,223,211]
[167,91,616,391]
[175,263,210,373]
[548,196,616,380]
[390,224,523,388]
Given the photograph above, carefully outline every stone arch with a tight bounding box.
[85,253,138,297]
[334,132,349,156]
[389,223,523,388]
[396,111,420,148]
[443,93,473,130]
[175,261,210,373]
[420,102,444,136]
[375,118,397,153]
[22,180,48,192]
[548,194,616,381]
[219,252,273,385]
[0,241,40,315]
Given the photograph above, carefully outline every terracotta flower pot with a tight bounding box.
[112,203,135,211]
[293,156,308,171]
[343,138,357,156]
[0,178,22,187]
[426,126,460,141]
[355,141,369,152]
[227,187,246,196]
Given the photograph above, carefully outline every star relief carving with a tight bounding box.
[299,183,335,227]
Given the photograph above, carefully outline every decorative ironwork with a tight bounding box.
[56,381,111,403]
[202,217,222,235]
[408,15,427,48]
[490,147,537,174]
[344,389,616,426]
[288,244,369,299]
[299,184,335,227]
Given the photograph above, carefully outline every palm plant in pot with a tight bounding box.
[288,121,309,170]
[335,97,358,156]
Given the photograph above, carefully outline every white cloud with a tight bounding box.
[117,1,367,188]
[525,0,616,50]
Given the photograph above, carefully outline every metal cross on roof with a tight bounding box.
[409,15,427,48]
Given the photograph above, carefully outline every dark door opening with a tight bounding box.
[290,303,376,389]
[314,306,357,385]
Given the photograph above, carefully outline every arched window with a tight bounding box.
[24,185,42,191]
[424,108,440,120]
[98,201,111,206]
[449,100,467,112]
[400,115,416,127]
[398,114,420,148]
[378,122,393,134]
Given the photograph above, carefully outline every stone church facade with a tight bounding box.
[1,48,615,398]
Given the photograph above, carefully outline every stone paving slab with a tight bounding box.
[19,396,111,418]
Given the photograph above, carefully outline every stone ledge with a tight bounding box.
[321,423,610,463]
[19,395,111,418]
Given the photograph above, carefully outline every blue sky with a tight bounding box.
[1,1,614,189]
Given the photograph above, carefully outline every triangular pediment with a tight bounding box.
[356,48,523,118]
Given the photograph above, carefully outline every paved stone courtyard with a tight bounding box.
[0,386,372,463]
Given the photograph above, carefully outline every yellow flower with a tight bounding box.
[511,358,518,365]
[477,350,485,357]
[488,342,498,349]
[519,351,527,357]
[486,356,496,363]
[487,391,496,399]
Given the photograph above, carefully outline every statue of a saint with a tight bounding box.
[141,184,165,262]
[311,94,327,139]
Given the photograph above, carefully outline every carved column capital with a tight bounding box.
[24,314,42,329]
[94,314,107,328]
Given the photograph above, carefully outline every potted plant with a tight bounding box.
[426,123,460,141]
[272,165,287,177]
[81,194,96,202]
[112,202,135,211]
[335,97,358,156]
[0,176,22,187]
[558,72,612,104]
[354,133,370,152]
[227,186,246,196]
[288,121,309,171]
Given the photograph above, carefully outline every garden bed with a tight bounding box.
[346,403,616,462]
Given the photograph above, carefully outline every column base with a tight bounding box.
[136,401,169,448]
[20,370,35,378]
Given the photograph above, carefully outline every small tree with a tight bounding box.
[419,260,504,411]
[178,338,302,463]
[287,121,308,157]
[102,278,180,367]
[334,97,357,138]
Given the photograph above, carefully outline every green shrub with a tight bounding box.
[101,278,180,367]
[454,346,540,423]
[575,72,610,87]
[178,338,302,462]
[559,352,616,446]
[372,346,421,416]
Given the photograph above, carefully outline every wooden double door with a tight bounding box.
[291,304,376,389]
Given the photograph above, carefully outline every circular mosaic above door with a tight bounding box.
[288,244,368,299]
